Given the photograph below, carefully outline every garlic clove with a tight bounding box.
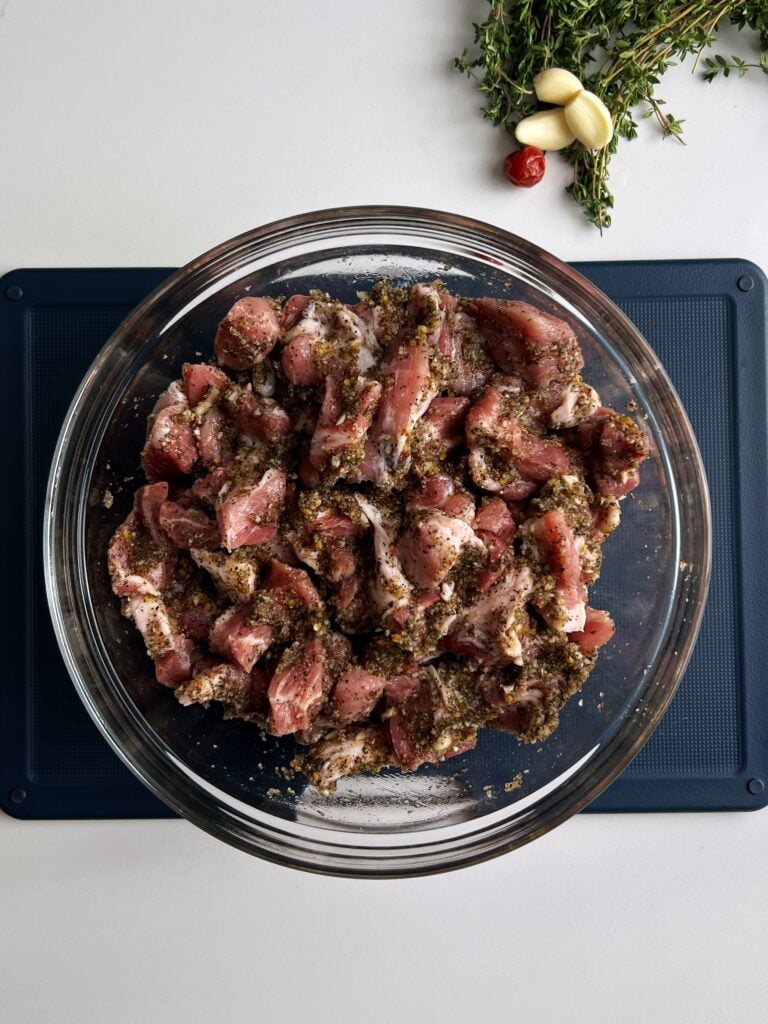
[534,67,584,106]
[514,108,576,151]
[564,90,614,149]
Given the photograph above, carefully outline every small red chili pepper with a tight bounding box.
[503,147,546,188]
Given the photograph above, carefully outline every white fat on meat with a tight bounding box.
[303,726,392,793]
[575,535,601,583]
[152,380,188,415]
[354,496,413,619]
[397,510,485,590]
[467,448,503,493]
[450,564,534,664]
[117,573,161,598]
[123,595,176,657]
[283,299,326,344]
[284,300,379,377]
[550,380,600,429]
[190,547,259,603]
[559,601,587,633]
[592,496,622,539]
[252,360,276,398]
[334,306,379,373]
[490,564,534,663]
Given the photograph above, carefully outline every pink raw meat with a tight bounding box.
[281,294,310,330]
[155,636,195,686]
[468,298,584,387]
[210,605,274,672]
[141,402,198,480]
[570,607,615,653]
[198,408,232,468]
[182,363,231,407]
[528,509,586,632]
[215,297,281,370]
[217,468,287,551]
[263,559,322,611]
[397,511,483,590]
[330,666,385,724]
[420,396,470,448]
[159,501,219,549]
[268,636,328,736]
[231,390,292,441]
[309,376,381,474]
[135,482,171,548]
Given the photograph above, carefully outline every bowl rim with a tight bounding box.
[44,204,712,877]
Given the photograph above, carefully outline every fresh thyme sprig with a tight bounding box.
[703,52,768,80]
[455,1,768,230]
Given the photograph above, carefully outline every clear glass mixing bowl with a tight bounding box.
[45,207,710,876]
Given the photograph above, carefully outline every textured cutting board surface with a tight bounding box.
[1,261,766,818]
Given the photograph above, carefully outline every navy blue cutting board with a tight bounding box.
[1,261,766,820]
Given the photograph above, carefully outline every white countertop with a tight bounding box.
[2,2,767,1022]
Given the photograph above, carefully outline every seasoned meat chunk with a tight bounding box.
[176,662,255,713]
[108,510,174,598]
[397,511,484,591]
[268,634,340,736]
[330,666,386,724]
[142,402,198,480]
[215,297,281,370]
[190,547,263,603]
[210,605,274,672]
[443,560,534,664]
[570,607,615,653]
[468,298,584,386]
[574,408,650,497]
[217,468,287,551]
[308,375,381,482]
[227,387,292,441]
[159,501,219,549]
[182,363,231,407]
[360,284,445,483]
[294,726,393,794]
[524,509,587,633]
[466,385,574,498]
[281,297,379,386]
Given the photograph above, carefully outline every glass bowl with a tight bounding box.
[44,206,710,877]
